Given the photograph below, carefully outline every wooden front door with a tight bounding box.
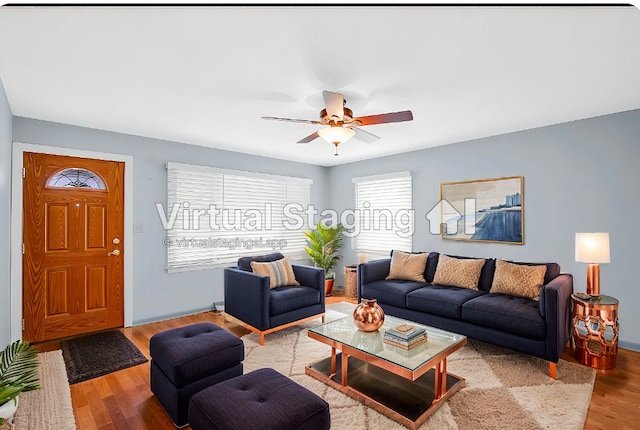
[23,152,125,342]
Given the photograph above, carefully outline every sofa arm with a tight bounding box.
[541,273,574,363]
[224,267,271,330]
[357,259,391,302]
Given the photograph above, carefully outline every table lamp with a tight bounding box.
[575,232,610,297]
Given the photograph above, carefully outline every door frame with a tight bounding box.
[10,142,134,341]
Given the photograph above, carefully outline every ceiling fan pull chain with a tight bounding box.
[333,141,340,156]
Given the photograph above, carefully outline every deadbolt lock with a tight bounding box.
[113,238,121,245]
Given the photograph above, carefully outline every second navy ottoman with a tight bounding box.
[188,368,330,430]
[150,322,244,427]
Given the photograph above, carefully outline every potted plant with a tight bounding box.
[304,223,344,296]
[0,340,40,425]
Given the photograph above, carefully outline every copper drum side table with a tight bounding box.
[571,294,619,369]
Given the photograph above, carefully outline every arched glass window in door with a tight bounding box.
[47,168,106,190]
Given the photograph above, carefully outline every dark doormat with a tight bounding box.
[60,330,148,384]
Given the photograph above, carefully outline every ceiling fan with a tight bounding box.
[262,91,413,155]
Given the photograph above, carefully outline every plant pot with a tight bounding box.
[325,279,334,296]
[0,396,18,425]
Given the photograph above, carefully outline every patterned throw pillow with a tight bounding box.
[491,259,547,301]
[386,250,428,282]
[250,257,300,289]
[432,255,485,290]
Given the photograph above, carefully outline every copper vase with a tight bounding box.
[353,298,385,332]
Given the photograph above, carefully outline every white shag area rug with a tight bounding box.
[242,302,595,430]
[12,350,76,430]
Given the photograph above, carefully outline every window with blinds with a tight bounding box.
[353,172,413,259]
[165,162,312,271]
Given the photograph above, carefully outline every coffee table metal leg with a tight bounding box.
[330,347,337,377]
[341,351,349,386]
[434,361,441,400]
[434,359,447,400]
[441,359,448,397]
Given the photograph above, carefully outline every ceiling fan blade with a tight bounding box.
[322,91,345,121]
[297,131,320,144]
[350,126,380,144]
[262,116,323,125]
[351,110,413,126]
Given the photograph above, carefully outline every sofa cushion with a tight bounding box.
[438,254,496,291]
[361,279,426,308]
[251,257,300,289]
[433,255,486,290]
[238,253,285,272]
[406,285,486,320]
[461,294,546,340]
[386,250,428,282]
[491,259,547,300]
[504,260,561,284]
[270,285,320,316]
[425,252,440,283]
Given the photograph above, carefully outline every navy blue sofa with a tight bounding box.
[224,253,326,345]
[358,252,573,378]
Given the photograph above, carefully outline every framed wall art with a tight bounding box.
[440,176,524,244]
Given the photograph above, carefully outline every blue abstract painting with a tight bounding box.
[440,176,524,244]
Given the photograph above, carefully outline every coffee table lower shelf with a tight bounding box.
[305,353,465,430]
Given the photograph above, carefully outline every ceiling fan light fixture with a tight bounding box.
[317,126,355,144]
[262,90,412,152]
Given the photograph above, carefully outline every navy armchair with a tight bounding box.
[224,253,326,345]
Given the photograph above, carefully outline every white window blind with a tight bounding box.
[353,172,413,259]
[165,162,312,271]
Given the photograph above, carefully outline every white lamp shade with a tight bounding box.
[575,232,610,263]
[317,126,355,144]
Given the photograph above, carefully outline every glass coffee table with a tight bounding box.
[306,315,467,430]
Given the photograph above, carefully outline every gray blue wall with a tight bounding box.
[0,77,12,347]
[12,117,329,326]
[328,109,640,349]
[6,109,639,350]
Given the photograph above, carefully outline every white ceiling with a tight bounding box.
[0,5,639,166]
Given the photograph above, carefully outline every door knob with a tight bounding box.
[108,249,121,256]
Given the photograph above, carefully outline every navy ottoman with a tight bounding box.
[189,368,330,430]
[150,323,244,427]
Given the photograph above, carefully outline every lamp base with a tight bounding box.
[586,263,600,297]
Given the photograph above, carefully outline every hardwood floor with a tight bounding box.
[35,291,639,430]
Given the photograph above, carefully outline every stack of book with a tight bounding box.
[383,323,428,350]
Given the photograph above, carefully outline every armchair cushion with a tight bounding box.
[270,286,321,316]
[238,253,285,272]
[251,257,300,289]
